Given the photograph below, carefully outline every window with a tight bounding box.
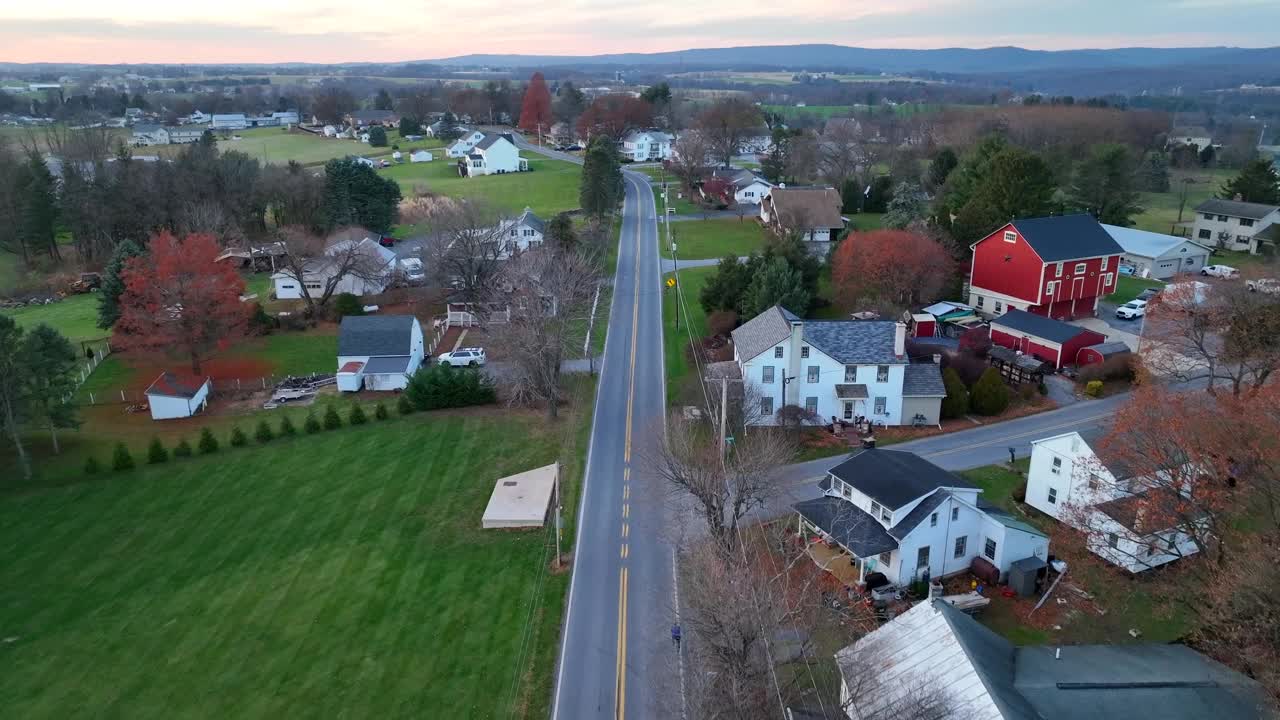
[1241,218,1255,227]
[1198,228,1212,240]
[930,512,938,527]
[954,536,968,558]
[916,546,931,570]
[800,346,810,359]
[840,481,852,500]
[510,228,518,237]
[878,551,892,566]
[994,300,1003,313]
[1055,262,1063,277]
[870,500,882,517]
[1107,533,1119,549]
[843,401,854,420]
[1202,213,1213,221]
[951,507,959,521]
[1051,456,1062,474]
[1045,281,1055,296]
[304,282,322,290]
[843,366,858,383]
[870,501,890,523]
[1048,487,1058,504]
[1003,230,1017,243]
[976,296,985,308]
[774,346,784,359]
[1074,262,1087,275]
[1217,214,1228,222]
[1104,272,1114,287]
[807,366,819,383]
[1101,256,1109,270]
[876,365,889,382]
[760,396,774,415]
[804,396,818,414]
[762,366,775,384]
[874,396,886,415]
[280,284,296,290]
[984,538,997,560]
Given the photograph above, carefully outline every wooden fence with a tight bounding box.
[79,374,328,407]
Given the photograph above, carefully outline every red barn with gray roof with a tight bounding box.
[969,214,1123,321]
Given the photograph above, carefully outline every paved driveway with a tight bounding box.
[1070,315,1142,352]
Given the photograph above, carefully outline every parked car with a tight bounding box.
[1136,287,1162,302]
[438,347,486,367]
[1115,299,1148,320]
[563,144,582,152]
[1201,264,1240,279]
[1247,278,1280,295]
[1118,264,1136,276]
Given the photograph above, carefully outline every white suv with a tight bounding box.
[1114,299,1147,320]
[1201,264,1239,279]
[438,348,487,367]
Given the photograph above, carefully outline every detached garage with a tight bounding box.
[989,310,1106,370]
[145,372,211,420]
[1103,224,1211,280]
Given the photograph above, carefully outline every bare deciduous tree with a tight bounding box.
[406,199,511,321]
[670,130,711,187]
[273,226,389,315]
[497,245,602,419]
[820,120,866,189]
[695,98,762,168]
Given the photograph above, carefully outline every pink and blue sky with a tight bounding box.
[2,0,1277,64]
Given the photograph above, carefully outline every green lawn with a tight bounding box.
[381,157,582,217]
[1,293,106,344]
[668,218,766,260]
[217,128,444,167]
[846,212,884,233]
[1106,275,1166,305]
[1131,169,1234,235]
[0,392,592,719]
[960,459,1034,517]
[663,265,715,405]
[653,184,702,217]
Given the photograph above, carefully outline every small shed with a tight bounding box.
[145,372,211,420]
[391,150,403,162]
[1077,341,1132,366]
[988,346,1052,385]
[482,463,559,529]
[337,361,365,392]
[410,149,433,163]
[1008,556,1048,597]
[908,312,936,339]
[989,310,1106,370]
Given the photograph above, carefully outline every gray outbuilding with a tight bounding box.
[1103,224,1211,280]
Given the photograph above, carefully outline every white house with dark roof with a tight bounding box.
[497,207,545,257]
[1103,224,1211,279]
[794,449,1049,586]
[619,130,672,162]
[836,598,1267,720]
[729,305,945,427]
[460,132,528,176]
[760,186,844,243]
[271,236,397,300]
[336,315,425,392]
[1028,429,1203,573]
[210,113,248,130]
[1191,198,1280,254]
[145,372,211,420]
[130,124,169,146]
[707,167,773,205]
[445,128,487,158]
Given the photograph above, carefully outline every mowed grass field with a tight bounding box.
[1132,168,1234,235]
[381,156,581,217]
[668,218,766,259]
[662,265,714,404]
[0,400,591,719]
[1,293,104,343]
[215,127,445,167]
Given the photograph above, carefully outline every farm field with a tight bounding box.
[0,390,592,719]
[668,218,766,259]
[670,71,934,85]
[381,156,582,217]
[216,127,444,167]
[761,103,944,120]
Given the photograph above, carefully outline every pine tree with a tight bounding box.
[147,437,168,464]
[97,239,145,329]
[741,256,811,318]
[254,420,274,443]
[174,438,193,458]
[580,137,622,218]
[1220,158,1280,205]
[323,405,342,430]
[368,126,388,148]
[969,368,1011,416]
[198,427,219,454]
[304,412,322,434]
[940,368,970,419]
[349,404,368,425]
[17,151,60,260]
[279,415,297,437]
[111,442,135,471]
[374,402,389,420]
[229,426,248,447]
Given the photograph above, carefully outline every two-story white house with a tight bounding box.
[460,133,528,176]
[496,207,545,257]
[729,305,945,427]
[1027,429,1204,573]
[1191,198,1280,254]
[619,130,672,162]
[336,315,425,392]
[130,124,170,146]
[795,449,1050,586]
[707,167,774,205]
[166,126,208,144]
[445,128,487,158]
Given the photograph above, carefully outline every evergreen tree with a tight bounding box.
[545,212,578,250]
[940,368,970,419]
[323,404,342,430]
[198,427,219,454]
[1220,158,1280,205]
[397,394,415,415]
[97,239,145,329]
[254,419,274,443]
[147,437,168,464]
[367,126,388,148]
[741,256,811,318]
[840,178,862,213]
[436,112,461,142]
[0,316,30,479]
[863,176,894,213]
[84,456,102,475]
[580,137,623,219]
[927,147,959,189]
[17,151,60,260]
[374,89,394,111]
[304,411,322,434]
[21,324,80,455]
[699,256,751,313]
[883,182,926,229]
[759,128,793,184]
[349,404,368,425]
[969,368,1011,416]
[174,438,193,457]
[111,442,135,471]
[398,116,421,137]
[374,402,389,421]
[229,426,248,447]
[1069,144,1144,226]
[322,158,403,233]
[279,415,297,436]
[1136,151,1171,193]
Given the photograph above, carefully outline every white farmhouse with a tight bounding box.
[271,236,397,300]
[707,167,773,205]
[795,449,1049,586]
[729,305,945,427]
[336,315,425,392]
[445,128,487,158]
[210,113,248,130]
[1190,198,1280,254]
[618,130,672,162]
[130,124,170,146]
[1027,429,1203,573]
[144,372,211,420]
[460,133,528,176]
[497,207,545,256]
[166,126,207,144]
[760,186,844,244]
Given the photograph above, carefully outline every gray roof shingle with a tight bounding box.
[337,315,416,356]
[793,496,898,557]
[1003,214,1124,263]
[991,309,1096,345]
[730,305,796,362]
[1195,198,1279,220]
[517,207,545,233]
[804,320,903,365]
[363,355,412,373]
[827,449,975,510]
[887,490,949,540]
[902,363,946,397]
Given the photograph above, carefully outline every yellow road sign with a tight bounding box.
[666,277,676,288]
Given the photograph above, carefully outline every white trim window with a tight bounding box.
[760,396,774,415]
[762,365,775,384]
[1055,262,1063,277]
[984,537,997,560]
[807,366,819,383]
[876,365,889,382]
[1051,456,1062,474]
[1074,262,1087,275]
[1101,256,1109,271]
[954,535,967,558]
[1048,487,1058,504]
[1003,230,1017,243]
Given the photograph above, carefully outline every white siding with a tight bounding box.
[147,382,210,420]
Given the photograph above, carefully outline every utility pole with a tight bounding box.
[718,377,728,456]
[554,464,562,569]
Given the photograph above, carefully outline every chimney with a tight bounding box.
[894,321,906,358]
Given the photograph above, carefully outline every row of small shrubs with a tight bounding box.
[83,402,392,475]
[940,366,1011,419]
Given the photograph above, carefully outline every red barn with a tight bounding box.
[968,214,1123,321]
[1076,341,1131,366]
[989,310,1106,370]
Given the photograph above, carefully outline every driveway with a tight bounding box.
[1070,315,1142,352]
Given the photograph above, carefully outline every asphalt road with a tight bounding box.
[533,130,674,718]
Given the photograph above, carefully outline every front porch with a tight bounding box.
[794,495,899,586]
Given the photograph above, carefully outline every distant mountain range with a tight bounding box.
[427,43,1280,75]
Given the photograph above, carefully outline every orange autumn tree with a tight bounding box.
[517,71,553,134]
[830,229,954,312]
[115,231,249,375]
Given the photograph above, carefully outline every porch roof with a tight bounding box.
[834,383,868,399]
[795,496,898,557]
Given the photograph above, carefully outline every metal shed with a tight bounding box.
[1008,556,1048,597]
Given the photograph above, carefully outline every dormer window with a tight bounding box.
[1003,230,1017,243]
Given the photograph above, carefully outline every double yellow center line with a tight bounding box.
[615,177,645,720]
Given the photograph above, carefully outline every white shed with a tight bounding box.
[145,372,211,420]
[482,463,559,529]
[410,149,433,163]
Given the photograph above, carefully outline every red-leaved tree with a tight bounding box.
[115,231,250,375]
[517,71,553,134]
[831,230,954,313]
[575,94,654,141]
